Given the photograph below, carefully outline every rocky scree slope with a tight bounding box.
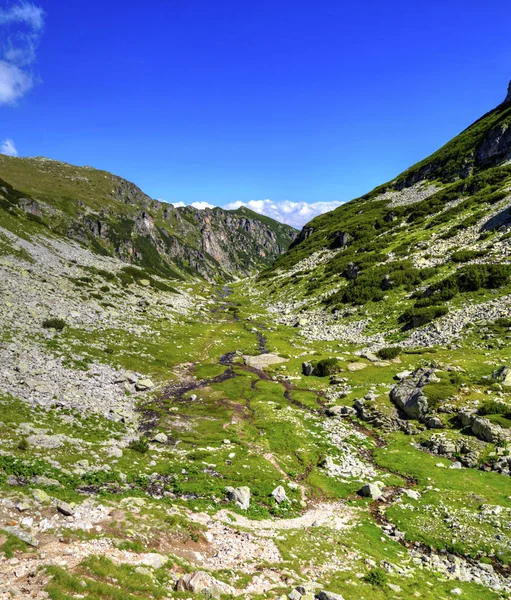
[260,81,511,348]
[0,155,297,282]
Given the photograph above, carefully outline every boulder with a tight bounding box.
[33,489,51,503]
[302,362,315,376]
[426,416,444,429]
[347,362,367,372]
[390,368,436,421]
[318,591,345,600]
[244,354,287,369]
[176,571,234,597]
[55,500,75,516]
[395,370,412,381]
[360,351,379,363]
[153,432,168,444]
[325,405,344,417]
[3,526,39,548]
[403,489,421,500]
[225,485,251,510]
[135,378,154,391]
[140,553,168,568]
[458,409,476,428]
[358,483,383,500]
[491,366,511,386]
[471,417,504,443]
[272,485,288,504]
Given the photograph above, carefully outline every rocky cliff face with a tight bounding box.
[0,156,297,281]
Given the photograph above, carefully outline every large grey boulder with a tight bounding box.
[55,499,75,516]
[302,362,315,376]
[390,368,437,421]
[3,526,39,547]
[225,485,251,510]
[272,485,288,504]
[176,571,235,598]
[358,483,383,500]
[491,366,511,386]
[135,378,154,391]
[471,417,505,443]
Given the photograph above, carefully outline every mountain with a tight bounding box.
[0,155,297,281]
[261,81,511,347]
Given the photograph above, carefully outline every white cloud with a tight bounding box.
[0,60,31,103]
[0,137,18,156]
[0,2,45,105]
[190,201,215,210]
[167,201,216,210]
[223,199,345,228]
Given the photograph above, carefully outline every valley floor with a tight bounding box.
[0,228,511,600]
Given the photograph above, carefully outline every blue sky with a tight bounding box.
[1,0,510,227]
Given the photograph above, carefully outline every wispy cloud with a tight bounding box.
[0,1,45,105]
[0,137,18,156]
[224,199,345,228]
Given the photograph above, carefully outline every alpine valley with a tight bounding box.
[1,83,511,600]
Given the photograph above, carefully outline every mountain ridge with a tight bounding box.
[0,154,297,282]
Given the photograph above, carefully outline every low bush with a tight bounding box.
[42,318,66,331]
[315,358,341,377]
[423,264,511,303]
[400,305,448,329]
[376,346,402,360]
[128,437,149,454]
[451,249,485,263]
[363,568,387,587]
[479,399,511,419]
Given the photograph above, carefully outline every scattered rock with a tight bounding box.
[272,485,288,504]
[32,489,51,503]
[244,354,287,369]
[55,500,75,516]
[302,361,315,376]
[135,378,154,391]
[3,526,39,547]
[318,591,345,600]
[225,485,251,510]
[358,483,383,500]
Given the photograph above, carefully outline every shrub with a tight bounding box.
[424,264,511,303]
[315,358,341,377]
[128,437,149,454]
[479,399,511,419]
[377,346,402,360]
[363,568,387,587]
[451,249,485,263]
[42,318,66,331]
[400,306,448,329]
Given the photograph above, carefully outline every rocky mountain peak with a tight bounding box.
[505,79,511,104]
